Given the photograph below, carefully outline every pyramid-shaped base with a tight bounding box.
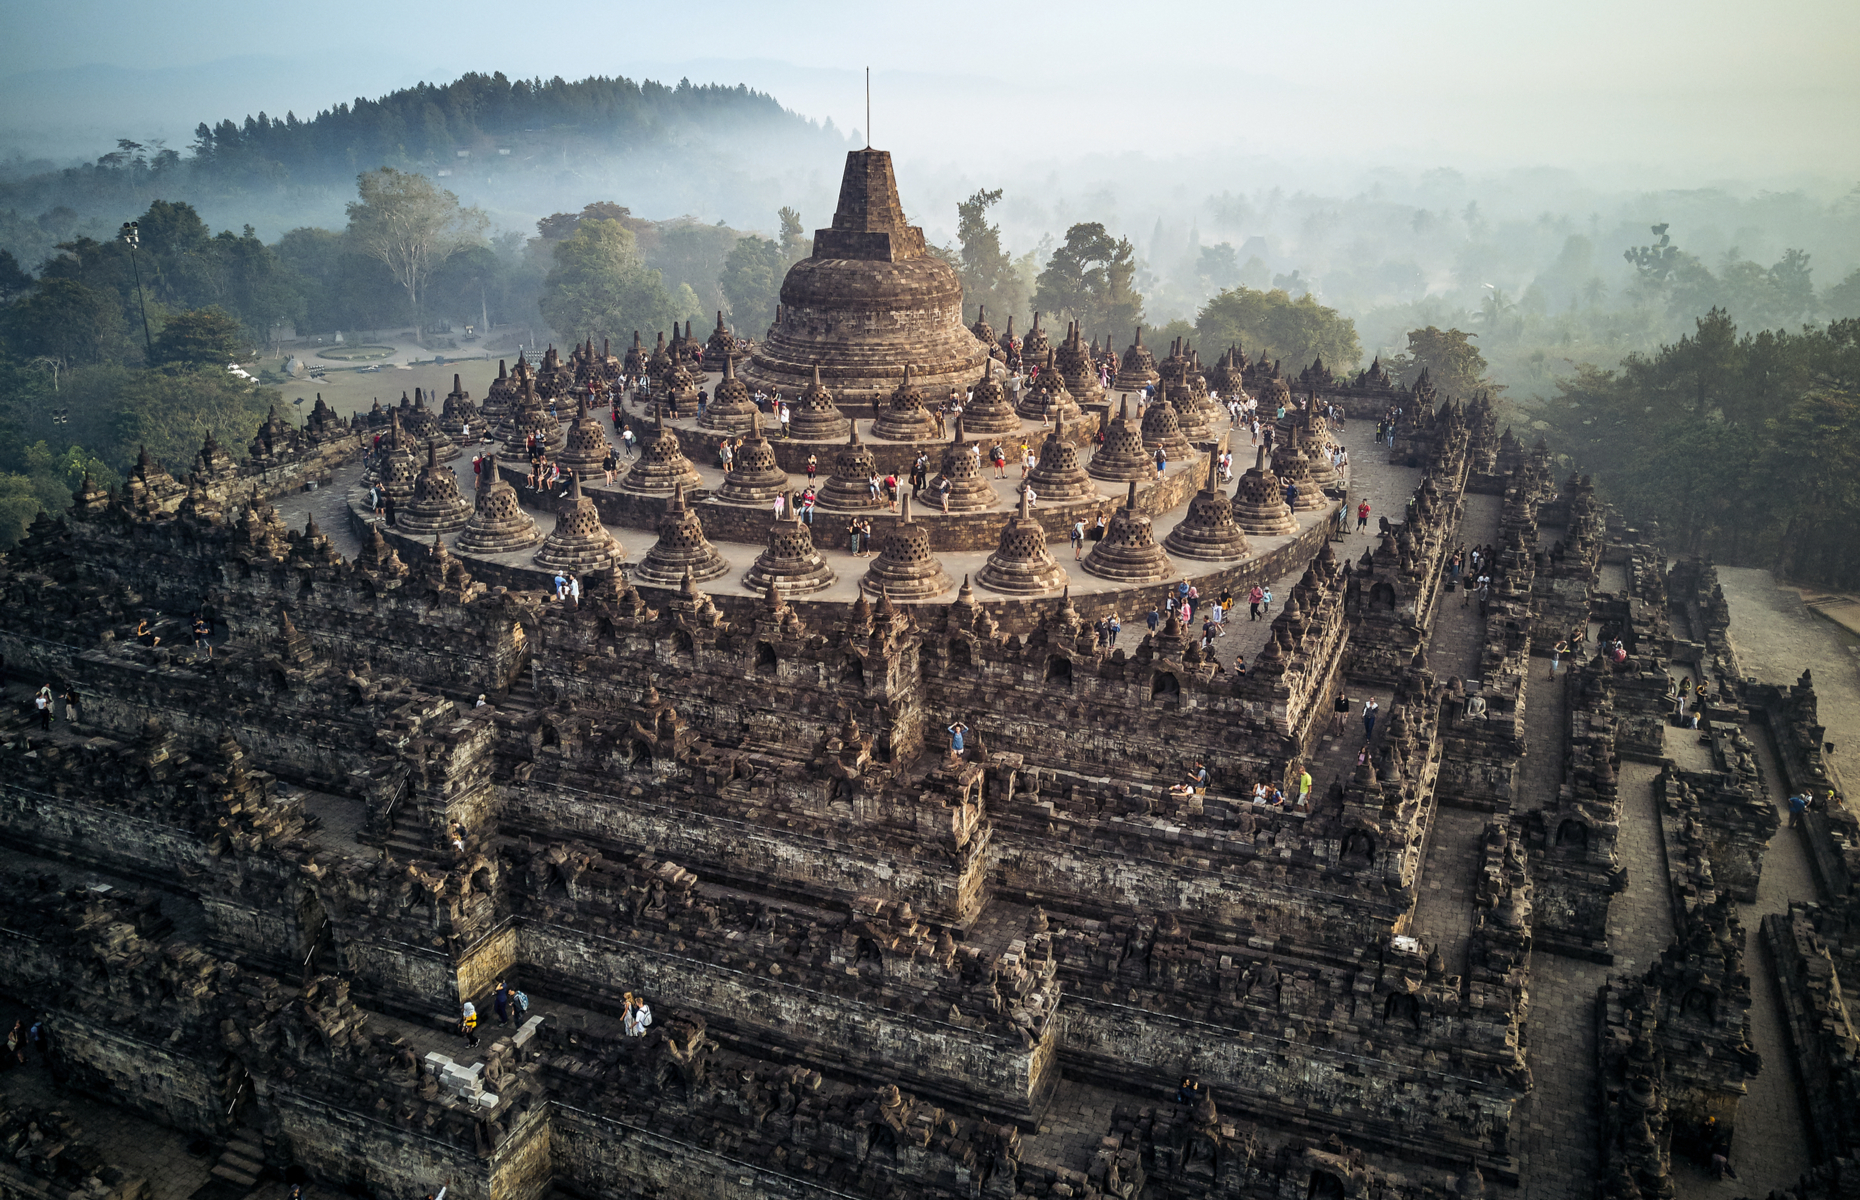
[872,411,938,442]
[960,401,1022,435]
[1087,449,1153,482]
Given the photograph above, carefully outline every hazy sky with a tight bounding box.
[3,0,1856,182]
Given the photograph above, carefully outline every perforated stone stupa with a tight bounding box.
[859,497,955,600]
[620,410,703,495]
[786,364,851,441]
[438,374,482,440]
[1163,451,1251,562]
[557,410,611,479]
[1139,395,1196,464]
[1081,481,1175,583]
[976,489,1069,595]
[699,354,759,434]
[870,364,939,442]
[1016,348,1081,425]
[1055,321,1105,406]
[1023,412,1100,503]
[456,463,543,554]
[743,500,836,596]
[1114,327,1160,394]
[632,484,730,587]
[927,418,999,512]
[960,358,1020,436]
[396,444,473,538]
[1087,397,1153,483]
[712,413,791,506]
[743,149,988,397]
[1231,446,1298,535]
[816,426,883,512]
[535,475,623,574]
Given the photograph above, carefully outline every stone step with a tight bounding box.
[220,1149,264,1176]
[223,1138,262,1163]
[210,1163,258,1188]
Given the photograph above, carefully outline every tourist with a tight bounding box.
[553,572,569,601]
[34,686,53,731]
[1248,585,1264,621]
[1188,762,1210,792]
[623,993,652,1037]
[1147,605,1161,633]
[460,1002,480,1048]
[1297,765,1313,807]
[1551,639,1568,677]
[911,453,930,492]
[779,402,791,439]
[1070,519,1086,559]
[948,722,968,755]
[847,517,863,557]
[622,425,638,458]
[492,983,511,1026]
[1357,499,1370,531]
[884,473,899,513]
[806,453,818,483]
[62,685,81,726]
[938,477,952,514]
[1022,483,1038,510]
[602,448,618,485]
[1107,612,1121,647]
[193,613,212,658]
[1261,586,1273,615]
[371,484,386,520]
[1284,481,1300,509]
[867,472,882,503]
[1154,447,1167,479]
[1333,691,1350,735]
[1091,511,1108,541]
[991,443,1007,478]
[1362,698,1380,741]
[799,487,816,526]
[1788,791,1808,827]
[136,618,160,648]
[857,517,873,556]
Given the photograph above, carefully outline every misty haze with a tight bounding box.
[0,4,1855,1200]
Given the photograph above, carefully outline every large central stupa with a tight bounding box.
[742,149,989,401]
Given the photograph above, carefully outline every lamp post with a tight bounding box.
[119,221,154,359]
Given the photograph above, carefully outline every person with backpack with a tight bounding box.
[1070,519,1086,559]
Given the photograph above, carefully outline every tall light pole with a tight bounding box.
[119,221,154,359]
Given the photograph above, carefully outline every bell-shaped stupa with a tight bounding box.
[397,444,473,537]
[787,363,851,441]
[1087,397,1152,483]
[1163,451,1251,562]
[859,496,955,600]
[456,463,543,554]
[1081,481,1175,584]
[927,417,999,512]
[743,497,836,596]
[816,425,883,511]
[1230,447,1298,535]
[534,475,623,573]
[977,489,1069,596]
[871,363,939,442]
[633,484,731,587]
[620,408,702,494]
[743,149,988,396]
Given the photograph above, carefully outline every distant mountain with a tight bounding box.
[0,66,850,267]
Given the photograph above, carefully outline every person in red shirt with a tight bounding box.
[1356,499,1371,531]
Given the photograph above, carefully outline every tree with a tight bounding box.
[778,207,812,262]
[1195,244,1241,291]
[1394,327,1488,398]
[0,250,30,304]
[1,279,127,365]
[103,365,277,471]
[344,168,487,325]
[151,307,247,367]
[538,219,680,347]
[952,189,1023,323]
[1195,287,1361,373]
[1828,268,1860,321]
[1032,223,1142,338]
[719,235,787,338]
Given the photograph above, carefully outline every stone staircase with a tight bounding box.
[206,1133,264,1194]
